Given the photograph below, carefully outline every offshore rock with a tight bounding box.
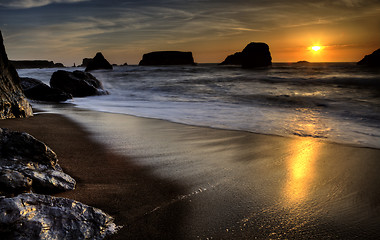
[10,60,64,69]
[50,70,109,97]
[0,31,33,119]
[357,48,380,67]
[0,128,76,195]
[79,58,92,67]
[139,51,195,66]
[85,52,113,72]
[219,52,243,65]
[220,42,272,68]
[20,77,72,102]
[0,193,119,240]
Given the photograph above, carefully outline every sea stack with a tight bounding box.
[357,48,380,67]
[220,42,272,68]
[139,51,195,66]
[0,30,33,119]
[85,52,113,72]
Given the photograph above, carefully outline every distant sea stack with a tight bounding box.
[79,58,92,67]
[139,51,195,66]
[85,52,113,72]
[10,60,64,69]
[0,31,33,119]
[220,42,272,68]
[357,48,380,67]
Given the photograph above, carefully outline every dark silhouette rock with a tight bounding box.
[122,62,128,66]
[85,52,113,72]
[20,77,72,102]
[220,42,272,68]
[50,70,109,97]
[357,48,380,67]
[10,60,64,69]
[139,51,195,66]
[0,193,119,239]
[220,52,243,65]
[0,31,33,119]
[0,128,76,195]
[79,58,92,67]
[296,60,310,64]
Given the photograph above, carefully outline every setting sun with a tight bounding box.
[311,46,321,52]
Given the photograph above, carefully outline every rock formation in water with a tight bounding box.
[0,128,76,195]
[85,52,113,72]
[79,58,92,67]
[20,77,72,102]
[10,60,64,69]
[50,70,109,97]
[357,48,380,67]
[139,51,195,66]
[0,193,119,239]
[0,31,33,119]
[220,42,272,68]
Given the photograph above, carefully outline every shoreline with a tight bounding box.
[1,107,380,239]
[0,111,187,239]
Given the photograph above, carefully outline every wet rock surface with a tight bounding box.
[0,31,33,119]
[0,128,76,195]
[0,193,119,240]
[139,51,195,66]
[50,70,109,97]
[85,52,113,72]
[20,77,72,102]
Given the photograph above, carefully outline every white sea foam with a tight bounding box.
[17,63,380,149]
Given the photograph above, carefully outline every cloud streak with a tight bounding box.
[0,0,88,9]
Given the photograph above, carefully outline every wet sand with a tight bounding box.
[1,107,380,239]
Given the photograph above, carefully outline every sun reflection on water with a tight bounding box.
[284,138,320,204]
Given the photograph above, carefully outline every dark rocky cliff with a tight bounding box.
[0,31,33,119]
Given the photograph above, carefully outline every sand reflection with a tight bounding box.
[284,138,320,204]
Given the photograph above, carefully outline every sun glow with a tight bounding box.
[311,46,321,51]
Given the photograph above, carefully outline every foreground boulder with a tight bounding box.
[220,42,272,68]
[0,193,119,240]
[357,48,380,67]
[10,60,64,69]
[139,51,195,66]
[0,128,76,195]
[85,52,113,72]
[20,77,72,102]
[50,70,109,97]
[0,31,33,119]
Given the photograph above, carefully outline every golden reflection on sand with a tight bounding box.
[284,138,321,204]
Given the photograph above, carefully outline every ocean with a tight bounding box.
[18,63,380,149]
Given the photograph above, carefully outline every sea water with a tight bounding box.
[17,63,380,149]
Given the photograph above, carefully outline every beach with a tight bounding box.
[1,106,380,239]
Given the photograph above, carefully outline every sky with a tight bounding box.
[0,0,379,65]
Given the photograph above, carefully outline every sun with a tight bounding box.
[311,46,321,51]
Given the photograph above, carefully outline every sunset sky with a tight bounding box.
[1,0,379,65]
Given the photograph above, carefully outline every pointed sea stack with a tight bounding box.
[85,52,113,72]
[357,48,380,67]
[220,42,272,68]
[139,51,195,66]
[0,30,33,119]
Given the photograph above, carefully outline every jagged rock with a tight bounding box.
[50,70,109,97]
[220,42,272,68]
[79,58,92,67]
[10,60,64,69]
[0,193,120,240]
[0,128,76,195]
[20,77,72,102]
[0,31,33,119]
[357,48,380,67]
[139,51,195,66]
[85,52,113,72]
